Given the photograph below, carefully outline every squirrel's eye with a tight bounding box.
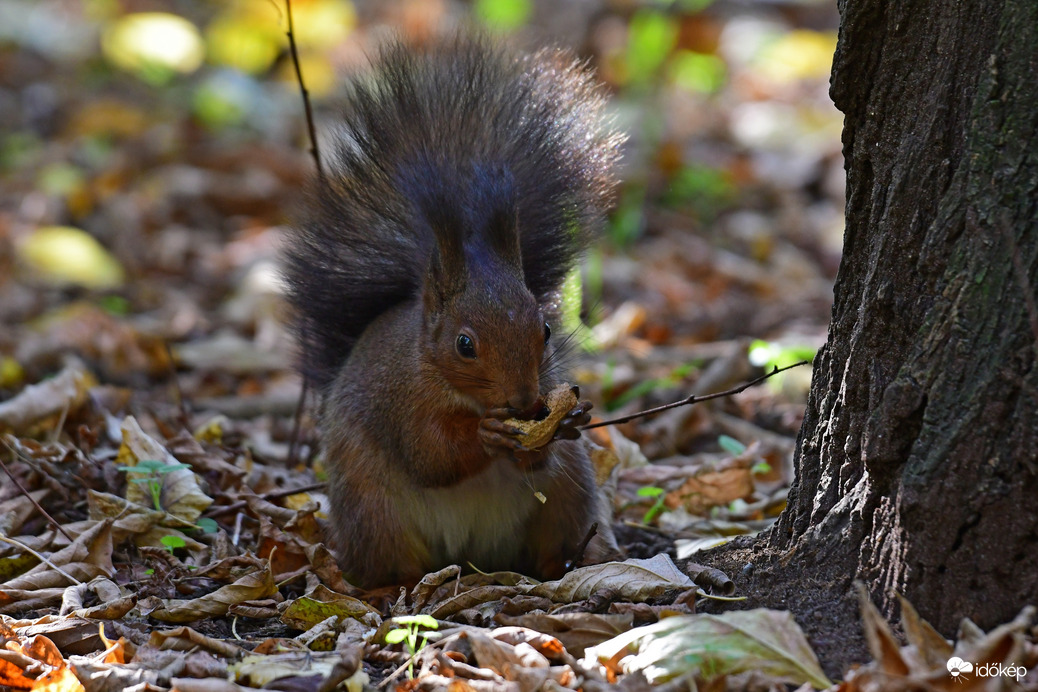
[543,322,551,344]
[456,334,477,359]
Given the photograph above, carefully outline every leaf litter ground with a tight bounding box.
[3,1,1036,690]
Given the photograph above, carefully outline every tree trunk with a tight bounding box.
[704,0,1038,675]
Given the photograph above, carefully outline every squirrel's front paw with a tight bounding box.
[479,408,532,458]
[553,398,593,441]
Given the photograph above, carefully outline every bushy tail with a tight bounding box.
[282,36,623,389]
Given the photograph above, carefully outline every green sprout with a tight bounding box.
[637,486,669,525]
[118,459,190,511]
[159,534,186,554]
[385,615,439,679]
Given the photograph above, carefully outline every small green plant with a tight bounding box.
[159,534,186,554]
[385,615,439,679]
[118,459,190,511]
[637,486,669,525]
[719,435,771,474]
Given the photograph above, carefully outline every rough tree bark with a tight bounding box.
[705,0,1038,675]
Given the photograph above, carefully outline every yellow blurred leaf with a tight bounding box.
[291,0,355,50]
[206,14,282,74]
[102,12,204,82]
[0,356,25,389]
[275,51,336,96]
[67,99,150,139]
[18,226,125,290]
[757,30,837,83]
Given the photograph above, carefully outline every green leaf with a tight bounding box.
[393,614,439,629]
[670,50,726,93]
[626,10,679,85]
[637,486,665,498]
[194,517,219,534]
[718,435,747,455]
[160,534,186,551]
[384,629,409,644]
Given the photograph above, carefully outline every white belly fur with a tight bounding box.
[400,460,542,570]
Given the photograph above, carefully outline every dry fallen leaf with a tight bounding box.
[582,608,832,688]
[0,359,96,434]
[531,554,696,603]
[146,562,277,623]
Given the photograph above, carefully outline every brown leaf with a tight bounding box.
[665,465,754,515]
[147,627,245,658]
[147,562,277,623]
[0,359,96,434]
[492,615,633,658]
[856,582,910,677]
[530,554,695,604]
[2,520,114,593]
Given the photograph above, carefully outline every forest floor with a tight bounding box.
[5,1,1020,691]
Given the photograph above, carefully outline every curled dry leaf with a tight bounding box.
[848,585,1034,691]
[280,585,382,631]
[10,615,106,657]
[147,627,245,658]
[0,358,96,434]
[582,609,832,688]
[230,652,369,690]
[531,554,696,603]
[147,562,277,623]
[494,614,634,658]
[2,519,115,593]
[502,384,579,449]
[665,464,755,516]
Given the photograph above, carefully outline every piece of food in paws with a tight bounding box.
[503,384,580,449]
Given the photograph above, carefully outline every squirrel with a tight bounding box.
[282,36,623,588]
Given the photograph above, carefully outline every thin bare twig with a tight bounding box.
[203,481,327,519]
[164,340,189,427]
[582,360,811,430]
[285,0,324,180]
[0,440,74,542]
[284,0,322,464]
[287,377,308,467]
[0,534,82,586]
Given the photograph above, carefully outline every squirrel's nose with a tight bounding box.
[507,389,541,416]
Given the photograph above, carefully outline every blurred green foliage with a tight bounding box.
[475,0,532,31]
[662,165,735,222]
[603,361,699,411]
[625,10,679,88]
[669,50,726,94]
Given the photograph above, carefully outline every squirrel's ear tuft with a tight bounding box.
[475,166,523,279]
[484,204,522,276]
[423,215,467,312]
